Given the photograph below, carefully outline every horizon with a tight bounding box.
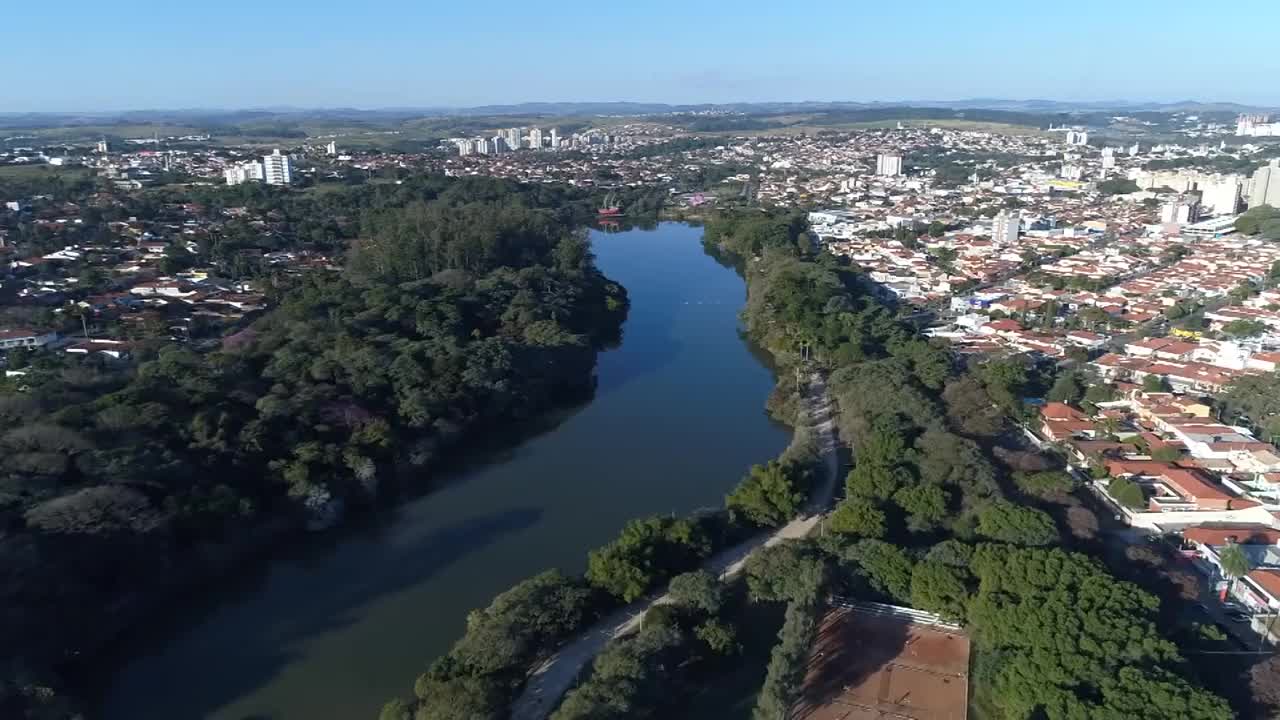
[8,0,1280,112]
[4,96,1278,117]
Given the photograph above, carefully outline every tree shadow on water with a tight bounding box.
[96,506,543,720]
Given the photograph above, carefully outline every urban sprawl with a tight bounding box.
[5,110,1280,638]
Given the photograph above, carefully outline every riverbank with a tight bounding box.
[94,223,791,720]
[509,373,841,720]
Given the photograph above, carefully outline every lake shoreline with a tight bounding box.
[95,222,792,720]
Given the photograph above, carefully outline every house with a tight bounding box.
[1238,569,1280,613]
[0,328,58,350]
[1184,524,1280,548]
[1107,460,1249,512]
[64,339,129,360]
[1247,352,1280,373]
[1065,330,1106,349]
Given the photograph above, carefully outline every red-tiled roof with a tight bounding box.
[1041,402,1086,420]
[1184,526,1280,546]
[1248,569,1280,601]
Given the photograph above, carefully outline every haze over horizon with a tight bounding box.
[9,0,1280,112]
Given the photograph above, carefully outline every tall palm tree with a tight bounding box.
[1220,542,1251,595]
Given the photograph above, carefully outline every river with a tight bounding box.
[97,222,790,720]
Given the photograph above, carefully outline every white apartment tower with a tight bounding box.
[1066,130,1089,146]
[1198,177,1243,216]
[325,141,338,156]
[262,149,293,185]
[224,160,264,185]
[549,127,560,150]
[992,211,1020,244]
[1160,200,1198,225]
[1251,159,1280,208]
[875,154,903,176]
[1237,114,1280,138]
[528,128,544,150]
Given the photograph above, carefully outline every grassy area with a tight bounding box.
[0,164,91,182]
[672,597,786,720]
[695,118,1048,138]
[5,124,204,143]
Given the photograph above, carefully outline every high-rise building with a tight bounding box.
[1066,130,1089,146]
[224,160,264,185]
[95,139,109,154]
[325,141,337,156]
[503,128,523,150]
[1101,147,1116,170]
[549,128,560,150]
[1197,177,1243,216]
[1160,199,1198,224]
[262,149,293,185]
[1251,159,1280,208]
[875,154,903,176]
[992,211,1020,244]
[1237,114,1280,138]
[528,128,544,150]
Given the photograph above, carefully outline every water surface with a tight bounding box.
[100,222,790,720]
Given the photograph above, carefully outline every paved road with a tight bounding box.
[509,373,842,720]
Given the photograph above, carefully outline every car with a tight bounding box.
[1226,611,1252,623]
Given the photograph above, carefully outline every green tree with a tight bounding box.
[726,460,809,527]
[1014,470,1075,498]
[1046,371,1084,405]
[1097,178,1140,195]
[378,698,411,720]
[695,618,740,655]
[967,545,1231,720]
[667,570,724,615]
[975,501,1059,546]
[910,560,971,622]
[1222,319,1266,338]
[1142,374,1172,393]
[828,497,887,538]
[753,600,818,720]
[1219,542,1251,593]
[841,539,915,603]
[1235,204,1280,235]
[893,483,950,531]
[745,542,828,603]
[586,516,711,601]
[1108,476,1146,510]
[450,570,593,674]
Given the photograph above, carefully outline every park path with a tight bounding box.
[509,373,842,720]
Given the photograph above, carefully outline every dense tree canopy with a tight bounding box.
[1,175,630,715]
[965,545,1232,720]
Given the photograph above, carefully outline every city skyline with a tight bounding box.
[7,0,1280,112]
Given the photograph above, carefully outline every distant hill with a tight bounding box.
[2,99,1275,133]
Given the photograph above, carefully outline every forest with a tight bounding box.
[377,208,1239,720]
[0,176,629,718]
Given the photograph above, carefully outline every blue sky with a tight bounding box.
[8,0,1280,111]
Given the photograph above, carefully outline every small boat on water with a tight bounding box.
[598,192,623,217]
